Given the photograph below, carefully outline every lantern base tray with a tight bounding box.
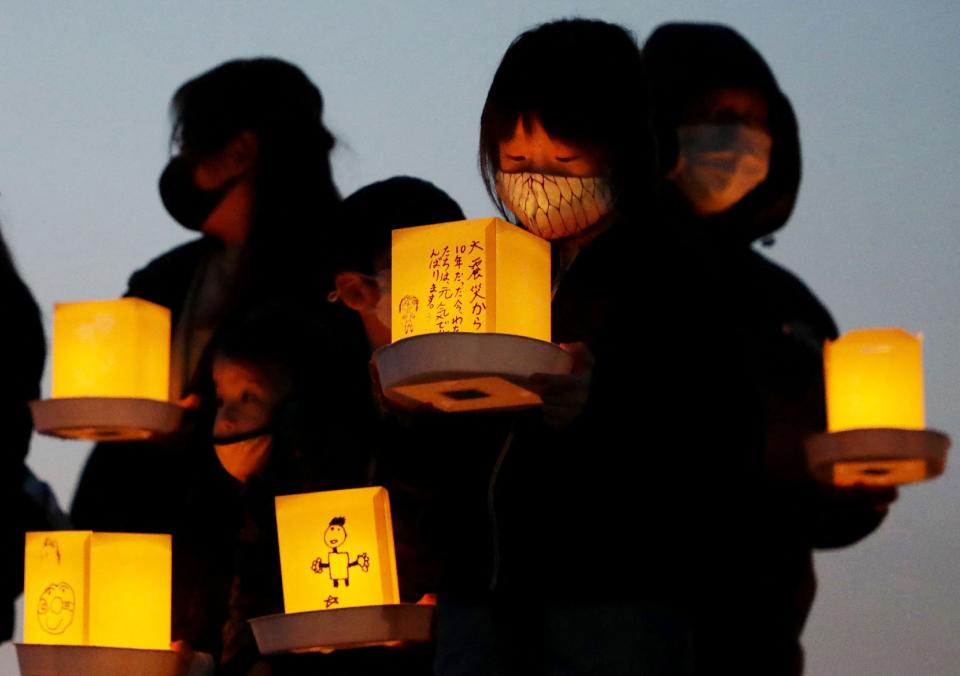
[15,643,178,676]
[373,333,573,412]
[250,604,435,655]
[806,428,950,487]
[29,397,183,441]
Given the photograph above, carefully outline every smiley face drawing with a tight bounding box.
[37,582,76,635]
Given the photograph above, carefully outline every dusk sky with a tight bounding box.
[1,2,957,673]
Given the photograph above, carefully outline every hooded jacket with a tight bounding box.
[643,22,888,675]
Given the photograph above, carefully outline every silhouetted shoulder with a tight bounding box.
[747,249,838,341]
[125,236,220,311]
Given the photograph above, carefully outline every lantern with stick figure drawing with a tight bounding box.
[250,486,433,654]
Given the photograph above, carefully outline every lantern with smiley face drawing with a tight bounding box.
[23,531,172,649]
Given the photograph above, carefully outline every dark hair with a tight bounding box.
[330,176,465,279]
[170,58,340,307]
[209,304,313,383]
[328,516,346,527]
[479,19,652,220]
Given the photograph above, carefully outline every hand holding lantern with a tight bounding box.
[30,298,182,441]
[373,217,573,412]
[806,327,950,487]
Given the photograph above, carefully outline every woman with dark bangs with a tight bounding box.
[432,18,759,675]
[70,58,368,664]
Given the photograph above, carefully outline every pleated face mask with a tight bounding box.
[495,171,613,240]
[670,124,772,216]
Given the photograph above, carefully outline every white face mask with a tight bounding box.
[670,124,772,216]
[214,432,272,484]
[495,171,613,240]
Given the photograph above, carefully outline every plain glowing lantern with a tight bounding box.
[52,298,170,400]
[22,531,172,649]
[806,327,950,486]
[374,217,572,412]
[251,487,433,654]
[30,298,182,440]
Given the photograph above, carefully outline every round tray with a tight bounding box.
[15,643,178,676]
[249,604,435,655]
[29,397,183,441]
[372,333,572,412]
[805,427,950,486]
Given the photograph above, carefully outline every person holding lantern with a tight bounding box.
[642,22,897,674]
[328,175,466,356]
[202,306,374,675]
[428,19,763,674]
[70,58,356,661]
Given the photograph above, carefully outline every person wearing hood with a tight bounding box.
[642,22,897,674]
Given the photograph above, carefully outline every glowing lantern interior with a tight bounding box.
[23,531,172,649]
[391,217,551,343]
[52,298,170,400]
[275,487,398,614]
[824,327,925,432]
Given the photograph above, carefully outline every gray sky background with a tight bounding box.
[1,2,957,674]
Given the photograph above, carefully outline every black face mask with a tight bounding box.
[211,423,274,446]
[159,155,242,231]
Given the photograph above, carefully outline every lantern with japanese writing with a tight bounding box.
[29,298,182,440]
[16,531,177,676]
[250,487,433,654]
[374,217,572,412]
[806,328,950,486]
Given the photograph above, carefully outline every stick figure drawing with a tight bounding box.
[311,516,370,589]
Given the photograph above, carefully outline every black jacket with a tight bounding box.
[643,22,887,675]
[0,239,50,641]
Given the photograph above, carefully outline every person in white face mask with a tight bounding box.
[434,18,711,676]
[211,349,289,484]
[199,306,377,673]
[669,112,772,217]
[643,22,896,675]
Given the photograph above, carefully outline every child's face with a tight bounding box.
[495,115,613,240]
[498,116,603,177]
[212,356,286,437]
